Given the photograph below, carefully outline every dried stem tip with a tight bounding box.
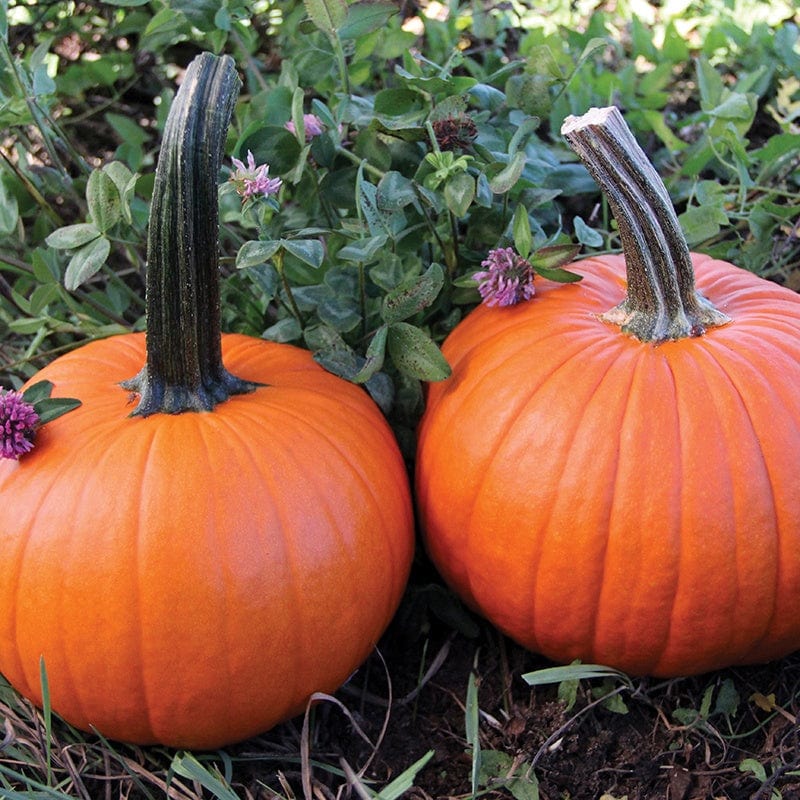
[561,106,730,343]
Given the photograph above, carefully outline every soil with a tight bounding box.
[227,561,800,800]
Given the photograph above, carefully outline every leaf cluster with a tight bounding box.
[1,1,799,437]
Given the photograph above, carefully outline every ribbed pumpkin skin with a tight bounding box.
[0,332,414,748]
[416,253,800,677]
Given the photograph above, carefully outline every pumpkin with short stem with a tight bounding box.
[415,106,800,677]
[0,53,414,749]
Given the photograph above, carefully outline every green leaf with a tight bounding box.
[747,200,797,243]
[171,753,240,800]
[754,133,800,182]
[86,168,122,233]
[557,671,580,711]
[8,316,49,335]
[282,238,325,269]
[508,117,539,156]
[0,178,19,235]
[238,126,302,175]
[358,176,404,237]
[32,63,56,97]
[353,324,388,383]
[478,751,540,800]
[29,283,59,315]
[45,223,101,250]
[290,86,306,143]
[509,773,540,800]
[236,239,283,269]
[317,293,361,332]
[369,253,409,291]
[214,6,231,30]
[106,114,149,148]
[466,670,481,797]
[699,684,714,719]
[575,37,609,70]
[374,88,424,119]
[561,37,608,93]
[713,678,740,718]
[285,142,312,185]
[337,234,388,263]
[34,397,82,425]
[638,109,687,152]
[31,250,59,284]
[709,91,756,123]
[387,322,451,381]
[64,237,110,291]
[444,171,475,217]
[394,67,477,96]
[263,317,302,343]
[303,0,347,35]
[452,273,478,289]
[738,759,768,783]
[306,324,360,379]
[534,266,583,283]
[364,371,394,415]
[376,171,418,210]
[592,680,629,714]
[522,663,632,687]
[530,243,581,271]
[246,263,280,302]
[573,216,603,248]
[696,56,725,108]
[488,151,526,194]
[22,381,82,425]
[374,750,435,800]
[672,706,700,726]
[102,162,137,223]
[505,73,552,117]
[679,204,729,246]
[339,1,396,40]
[21,380,55,405]
[382,263,445,324]
[601,692,629,715]
[512,205,533,260]
[522,44,563,81]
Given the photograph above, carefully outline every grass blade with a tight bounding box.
[522,663,632,688]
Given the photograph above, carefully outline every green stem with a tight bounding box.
[335,146,386,180]
[446,210,459,276]
[358,261,367,340]
[330,31,352,102]
[561,106,731,342]
[273,250,305,327]
[0,150,62,226]
[122,53,259,416]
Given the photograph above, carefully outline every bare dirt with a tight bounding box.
[230,562,800,800]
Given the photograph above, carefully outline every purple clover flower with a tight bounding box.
[285,113,326,141]
[0,390,40,460]
[473,247,536,307]
[230,151,282,201]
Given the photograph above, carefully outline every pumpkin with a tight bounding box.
[0,53,414,749]
[415,106,800,677]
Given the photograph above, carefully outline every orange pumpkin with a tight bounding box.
[0,54,414,748]
[415,107,800,677]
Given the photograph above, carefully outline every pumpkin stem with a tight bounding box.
[122,53,259,416]
[561,106,731,342]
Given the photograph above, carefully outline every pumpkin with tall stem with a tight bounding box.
[416,106,800,677]
[0,53,414,748]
